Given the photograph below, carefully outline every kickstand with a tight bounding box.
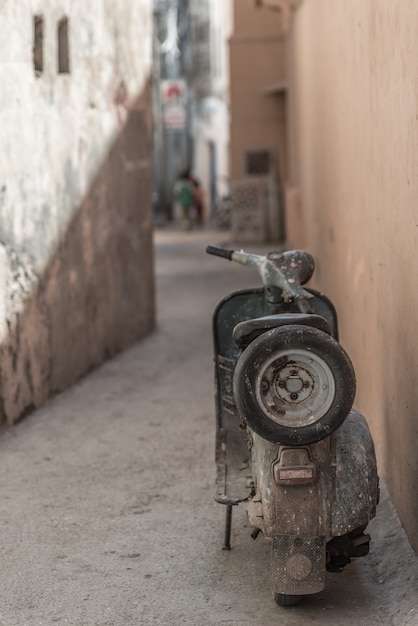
[223,504,233,550]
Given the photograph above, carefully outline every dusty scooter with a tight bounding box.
[206,245,379,606]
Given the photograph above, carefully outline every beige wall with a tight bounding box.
[287,0,418,551]
[234,0,284,35]
[230,1,287,182]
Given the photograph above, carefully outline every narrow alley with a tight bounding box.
[0,229,416,626]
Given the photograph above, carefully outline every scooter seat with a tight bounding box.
[233,313,332,349]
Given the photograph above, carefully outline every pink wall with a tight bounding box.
[287,0,418,551]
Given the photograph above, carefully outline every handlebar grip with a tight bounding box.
[206,245,234,260]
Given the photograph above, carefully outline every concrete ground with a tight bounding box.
[0,227,417,626]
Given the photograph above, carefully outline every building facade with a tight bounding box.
[284,0,418,552]
[230,0,418,555]
[228,0,289,241]
[152,0,232,222]
[191,0,232,216]
[0,1,155,424]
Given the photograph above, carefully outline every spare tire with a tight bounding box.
[233,325,356,446]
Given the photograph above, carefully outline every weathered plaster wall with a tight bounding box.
[288,1,418,551]
[0,1,154,424]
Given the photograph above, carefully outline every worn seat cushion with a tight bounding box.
[233,313,331,349]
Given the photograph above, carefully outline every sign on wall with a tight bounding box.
[161,79,187,130]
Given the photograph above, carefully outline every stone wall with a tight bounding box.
[0,1,155,424]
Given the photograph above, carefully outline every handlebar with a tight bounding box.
[206,245,234,260]
[206,244,315,305]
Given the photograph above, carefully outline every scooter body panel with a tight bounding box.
[248,409,378,540]
[246,409,378,595]
[210,277,378,599]
[332,408,379,535]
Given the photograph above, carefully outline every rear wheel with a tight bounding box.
[233,325,356,446]
[274,593,302,607]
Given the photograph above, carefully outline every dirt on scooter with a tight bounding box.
[207,244,379,607]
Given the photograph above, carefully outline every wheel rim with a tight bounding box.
[255,349,336,428]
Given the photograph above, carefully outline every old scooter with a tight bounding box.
[206,245,379,606]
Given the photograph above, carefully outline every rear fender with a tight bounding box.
[248,435,331,537]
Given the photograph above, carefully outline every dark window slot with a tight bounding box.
[33,15,44,75]
[58,17,70,74]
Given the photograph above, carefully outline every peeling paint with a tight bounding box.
[0,1,155,425]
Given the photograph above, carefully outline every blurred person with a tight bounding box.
[173,169,193,230]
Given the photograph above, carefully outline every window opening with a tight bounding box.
[33,15,44,75]
[244,150,273,176]
[58,17,70,73]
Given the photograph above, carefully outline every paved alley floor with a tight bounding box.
[0,227,417,625]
